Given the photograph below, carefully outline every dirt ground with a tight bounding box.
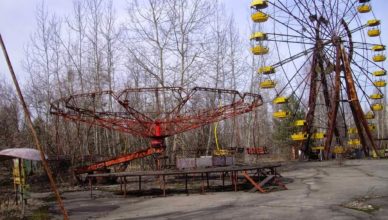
[6,159,388,219]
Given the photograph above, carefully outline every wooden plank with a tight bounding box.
[259,175,274,187]
[242,171,266,193]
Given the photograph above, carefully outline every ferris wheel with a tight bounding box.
[249,0,386,158]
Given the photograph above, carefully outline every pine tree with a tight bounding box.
[272,94,305,159]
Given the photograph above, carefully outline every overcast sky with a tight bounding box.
[1,0,387,86]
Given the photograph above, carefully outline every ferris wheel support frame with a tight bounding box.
[340,45,381,158]
[299,18,381,159]
[324,44,342,158]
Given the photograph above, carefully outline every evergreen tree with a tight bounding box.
[272,94,305,159]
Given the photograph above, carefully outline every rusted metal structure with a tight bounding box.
[51,87,262,175]
[250,0,386,158]
[87,163,286,197]
[301,21,381,159]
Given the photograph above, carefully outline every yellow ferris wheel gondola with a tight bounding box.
[273,96,288,104]
[258,66,275,74]
[333,146,345,154]
[251,11,269,23]
[371,45,385,52]
[250,0,268,10]
[348,127,358,134]
[367,19,380,27]
[369,93,384,100]
[348,139,361,146]
[368,29,381,37]
[294,120,306,126]
[357,4,371,13]
[273,110,290,118]
[373,70,387,76]
[291,132,308,141]
[373,54,386,62]
[372,103,384,111]
[365,111,375,119]
[260,80,276,89]
[250,32,268,41]
[373,80,387,87]
[311,132,326,139]
[251,45,269,55]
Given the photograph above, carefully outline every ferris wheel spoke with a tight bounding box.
[347,25,367,35]
[296,0,330,35]
[338,10,364,41]
[318,0,336,32]
[334,0,358,33]
[333,0,341,32]
[268,15,314,41]
[351,41,380,47]
[266,38,316,46]
[348,47,384,69]
[289,79,310,119]
[339,12,366,38]
[271,47,314,68]
[344,45,369,51]
[271,23,312,98]
[276,52,314,96]
[350,59,384,95]
[268,1,316,39]
[315,0,337,39]
[311,0,335,36]
[352,74,374,109]
[343,41,379,49]
[322,46,382,95]
[343,10,359,29]
[267,33,320,42]
[295,0,332,37]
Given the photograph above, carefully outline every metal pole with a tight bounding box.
[0,34,68,220]
[201,173,204,194]
[139,176,142,192]
[89,178,93,198]
[124,177,127,197]
[120,177,123,193]
[222,172,225,190]
[185,174,188,195]
[206,172,209,189]
[233,171,237,192]
[162,175,166,197]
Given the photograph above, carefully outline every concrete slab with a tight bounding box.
[47,160,388,220]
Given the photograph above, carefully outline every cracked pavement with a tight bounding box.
[50,160,388,220]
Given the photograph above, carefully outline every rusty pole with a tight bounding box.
[340,45,381,158]
[0,34,69,220]
[300,20,322,157]
[324,44,342,159]
[300,51,319,156]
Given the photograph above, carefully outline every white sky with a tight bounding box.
[0,0,387,87]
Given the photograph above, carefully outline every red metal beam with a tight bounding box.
[74,146,165,174]
[242,171,266,193]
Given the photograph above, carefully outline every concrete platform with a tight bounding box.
[47,159,388,219]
